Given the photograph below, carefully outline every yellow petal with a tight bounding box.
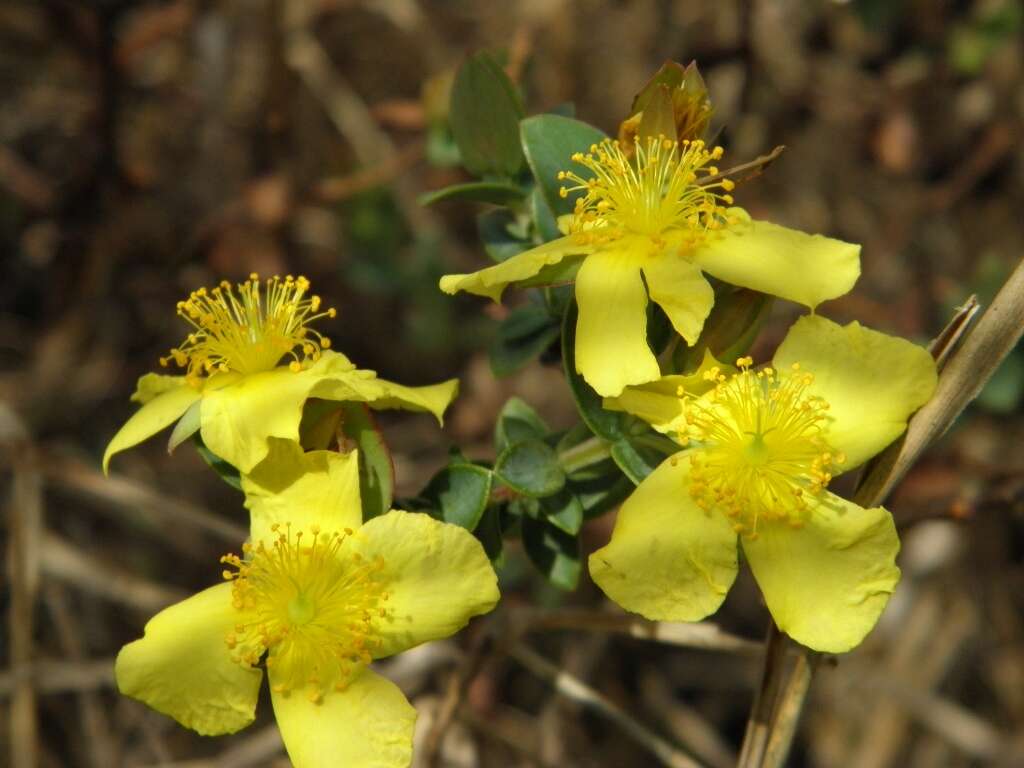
[589,456,738,621]
[574,246,661,397]
[115,583,262,736]
[270,667,415,768]
[199,370,310,474]
[439,236,594,302]
[350,510,499,658]
[603,377,688,434]
[603,350,730,434]
[642,255,715,345]
[773,315,938,470]
[103,383,202,473]
[310,368,458,425]
[741,493,900,653]
[130,372,189,404]
[692,208,860,309]
[198,356,348,474]
[364,378,459,424]
[242,439,363,544]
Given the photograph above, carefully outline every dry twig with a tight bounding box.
[0,659,115,698]
[44,584,119,767]
[2,403,41,768]
[510,644,707,768]
[41,530,187,612]
[45,457,247,546]
[520,608,763,655]
[737,624,790,768]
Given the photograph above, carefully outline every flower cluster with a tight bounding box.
[108,278,498,768]
[107,58,942,767]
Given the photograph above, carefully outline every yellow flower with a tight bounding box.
[116,440,499,767]
[590,316,938,652]
[103,274,458,474]
[440,137,861,397]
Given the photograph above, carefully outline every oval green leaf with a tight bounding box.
[494,439,565,498]
[520,115,607,216]
[450,52,525,178]
[422,463,493,531]
[522,515,581,590]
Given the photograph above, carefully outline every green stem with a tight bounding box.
[631,432,683,456]
[557,435,612,475]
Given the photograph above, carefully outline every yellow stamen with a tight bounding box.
[682,359,839,536]
[220,524,389,701]
[557,137,737,245]
[161,274,337,383]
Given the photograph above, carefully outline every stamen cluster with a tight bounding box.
[678,359,844,537]
[556,137,736,245]
[162,274,337,382]
[221,524,390,703]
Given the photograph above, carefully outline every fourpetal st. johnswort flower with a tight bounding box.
[440,136,861,397]
[116,440,500,767]
[590,316,938,653]
[103,274,459,474]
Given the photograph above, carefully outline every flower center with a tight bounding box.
[161,274,337,382]
[557,136,736,243]
[679,358,844,537]
[221,524,389,703]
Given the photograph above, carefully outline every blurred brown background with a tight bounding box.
[2,0,1023,766]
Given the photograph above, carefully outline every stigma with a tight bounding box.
[221,524,389,703]
[557,137,736,245]
[679,358,844,537]
[161,274,337,383]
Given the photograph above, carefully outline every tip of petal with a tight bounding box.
[439,273,506,303]
[438,275,461,295]
[433,379,460,424]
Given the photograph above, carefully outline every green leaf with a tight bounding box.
[192,436,241,491]
[421,463,493,531]
[562,298,625,441]
[509,495,540,520]
[494,397,549,452]
[570,471,633,519]
[494,439,565,497]
[609,437,665,485]
[449,52,525,178]
[529,184,562,242]
[478,209,530,263]
[540,487,584,535]
[675,288,773,373]
[522,515,581,590]
[338,402,394,521]
[425,124,461,168]
[646,298,675,356]
[490,305,562,377]
[520,115,607,216]
[419,180,526,207]
[475,504,504,560]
